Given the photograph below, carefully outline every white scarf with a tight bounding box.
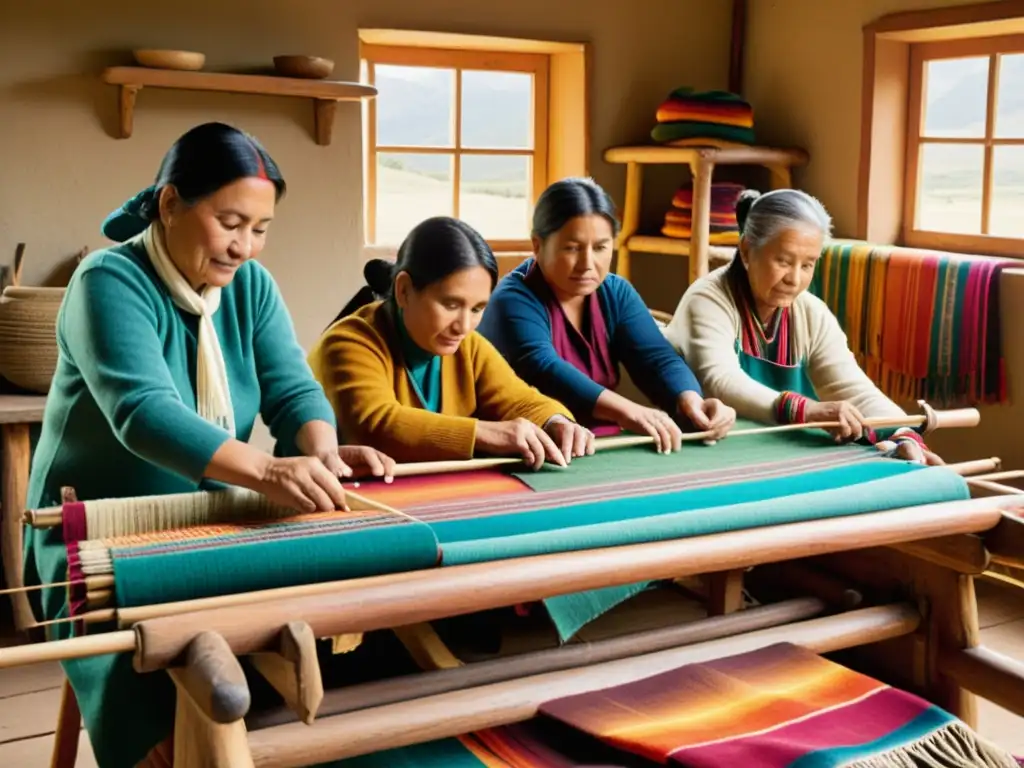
[136,223,236,437]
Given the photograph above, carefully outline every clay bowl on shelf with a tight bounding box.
[133,49,206,71]
[273,55,334,79]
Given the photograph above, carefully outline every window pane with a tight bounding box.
[459,155,531,239]
[461,70,533,149]
[923,57,988,138]
[995,53,1024,138]
[916,143,984,234]
[376,153,453,244]
[375,65,454,147]
[990,146,1024,237]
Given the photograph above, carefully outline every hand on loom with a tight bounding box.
[256,455,351,513]
[544,416,596,462]
[678,392,736,443]
[615,404,683,454]
[333,446,397,483]
[804,400,869,442]
[474,417,569,470]
[874,434,946,467]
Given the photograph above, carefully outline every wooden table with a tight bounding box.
[1,395,46,632]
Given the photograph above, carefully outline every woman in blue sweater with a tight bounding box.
[478,177,735,452]
[24,122,393,767]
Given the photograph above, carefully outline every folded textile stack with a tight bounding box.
[661,181,744,244]
[651,88,755,147]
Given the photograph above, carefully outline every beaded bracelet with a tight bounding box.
[773,391,810,424]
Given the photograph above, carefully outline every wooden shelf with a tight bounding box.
[601,142,810,284]
[627,235,734,265]
[101,67,378,146]
[604,144,809,168]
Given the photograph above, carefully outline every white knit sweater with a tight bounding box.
[662,266,906,424]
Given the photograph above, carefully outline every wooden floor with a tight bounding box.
[2,579,1023,766]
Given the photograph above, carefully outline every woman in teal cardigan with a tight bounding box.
[23,122,393,767]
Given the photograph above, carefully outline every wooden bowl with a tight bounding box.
[273,55,334,79]
[133,49,206,71]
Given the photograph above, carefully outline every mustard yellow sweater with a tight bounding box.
[308,301,574,462]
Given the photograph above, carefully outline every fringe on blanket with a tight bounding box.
[845,721,1021,768]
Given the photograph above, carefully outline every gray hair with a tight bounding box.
[736,189,832,251]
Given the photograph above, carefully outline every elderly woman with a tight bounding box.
[23,122,393,767]
[478,177,735,453]
[311,216,594,468]
[664,188,942,463]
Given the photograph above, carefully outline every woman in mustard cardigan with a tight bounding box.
[310,217,594,469]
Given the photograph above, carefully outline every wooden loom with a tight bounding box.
[3,403,1024,768]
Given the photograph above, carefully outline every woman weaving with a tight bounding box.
[477,178,736,453]
[664,188,943,463]
[23,122,393,767]
[310,215,594,468]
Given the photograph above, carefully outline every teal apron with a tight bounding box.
[736,340,817,399]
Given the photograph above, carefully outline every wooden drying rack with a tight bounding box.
[101,67,378,146]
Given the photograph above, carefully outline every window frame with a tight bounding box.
[360,43,550,252]
[903,33,1024,256]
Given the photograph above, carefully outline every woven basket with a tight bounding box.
[0,286,65,393]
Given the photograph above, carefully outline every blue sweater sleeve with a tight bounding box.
[605,276,702,407]
[478,276,607,417]
[247,264,337,457]
[60,260,234,482]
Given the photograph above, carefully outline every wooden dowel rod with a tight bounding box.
[132,497,1008,673]
[0,630,135,669]
[246,596,826,730]
[948,458,1002,476]
[968,478,1024,495]
[939,645,1024,720]
[22,406,984,528]
[972,470,1024,483]
[246,604,920,766]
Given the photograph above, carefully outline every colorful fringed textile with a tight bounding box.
[651,88,755,146]
[808,243,1014,406]
[332,646,1023,767]
[662,181,744,243]
[537,643,1022,767]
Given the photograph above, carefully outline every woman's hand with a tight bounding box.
[804,400,869,442]
[330,446,397,483]
[544,416,595,463]
[257,456,350,513]
[616,404,683,454]
[475,418,568,470]
[678,392,736,442]
[875,438,945,466]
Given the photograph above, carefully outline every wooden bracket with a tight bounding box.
[168,631,253,767]
[249,621,324,725]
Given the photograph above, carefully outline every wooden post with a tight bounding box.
[688,156,714,283]
[615,162,643,281]
[1,421,34,632]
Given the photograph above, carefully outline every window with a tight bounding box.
[904,35,1024,254]
[360,44,549,251]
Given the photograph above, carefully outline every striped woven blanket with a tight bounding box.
[335,643,1021,767]
[808,242,1014,406]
